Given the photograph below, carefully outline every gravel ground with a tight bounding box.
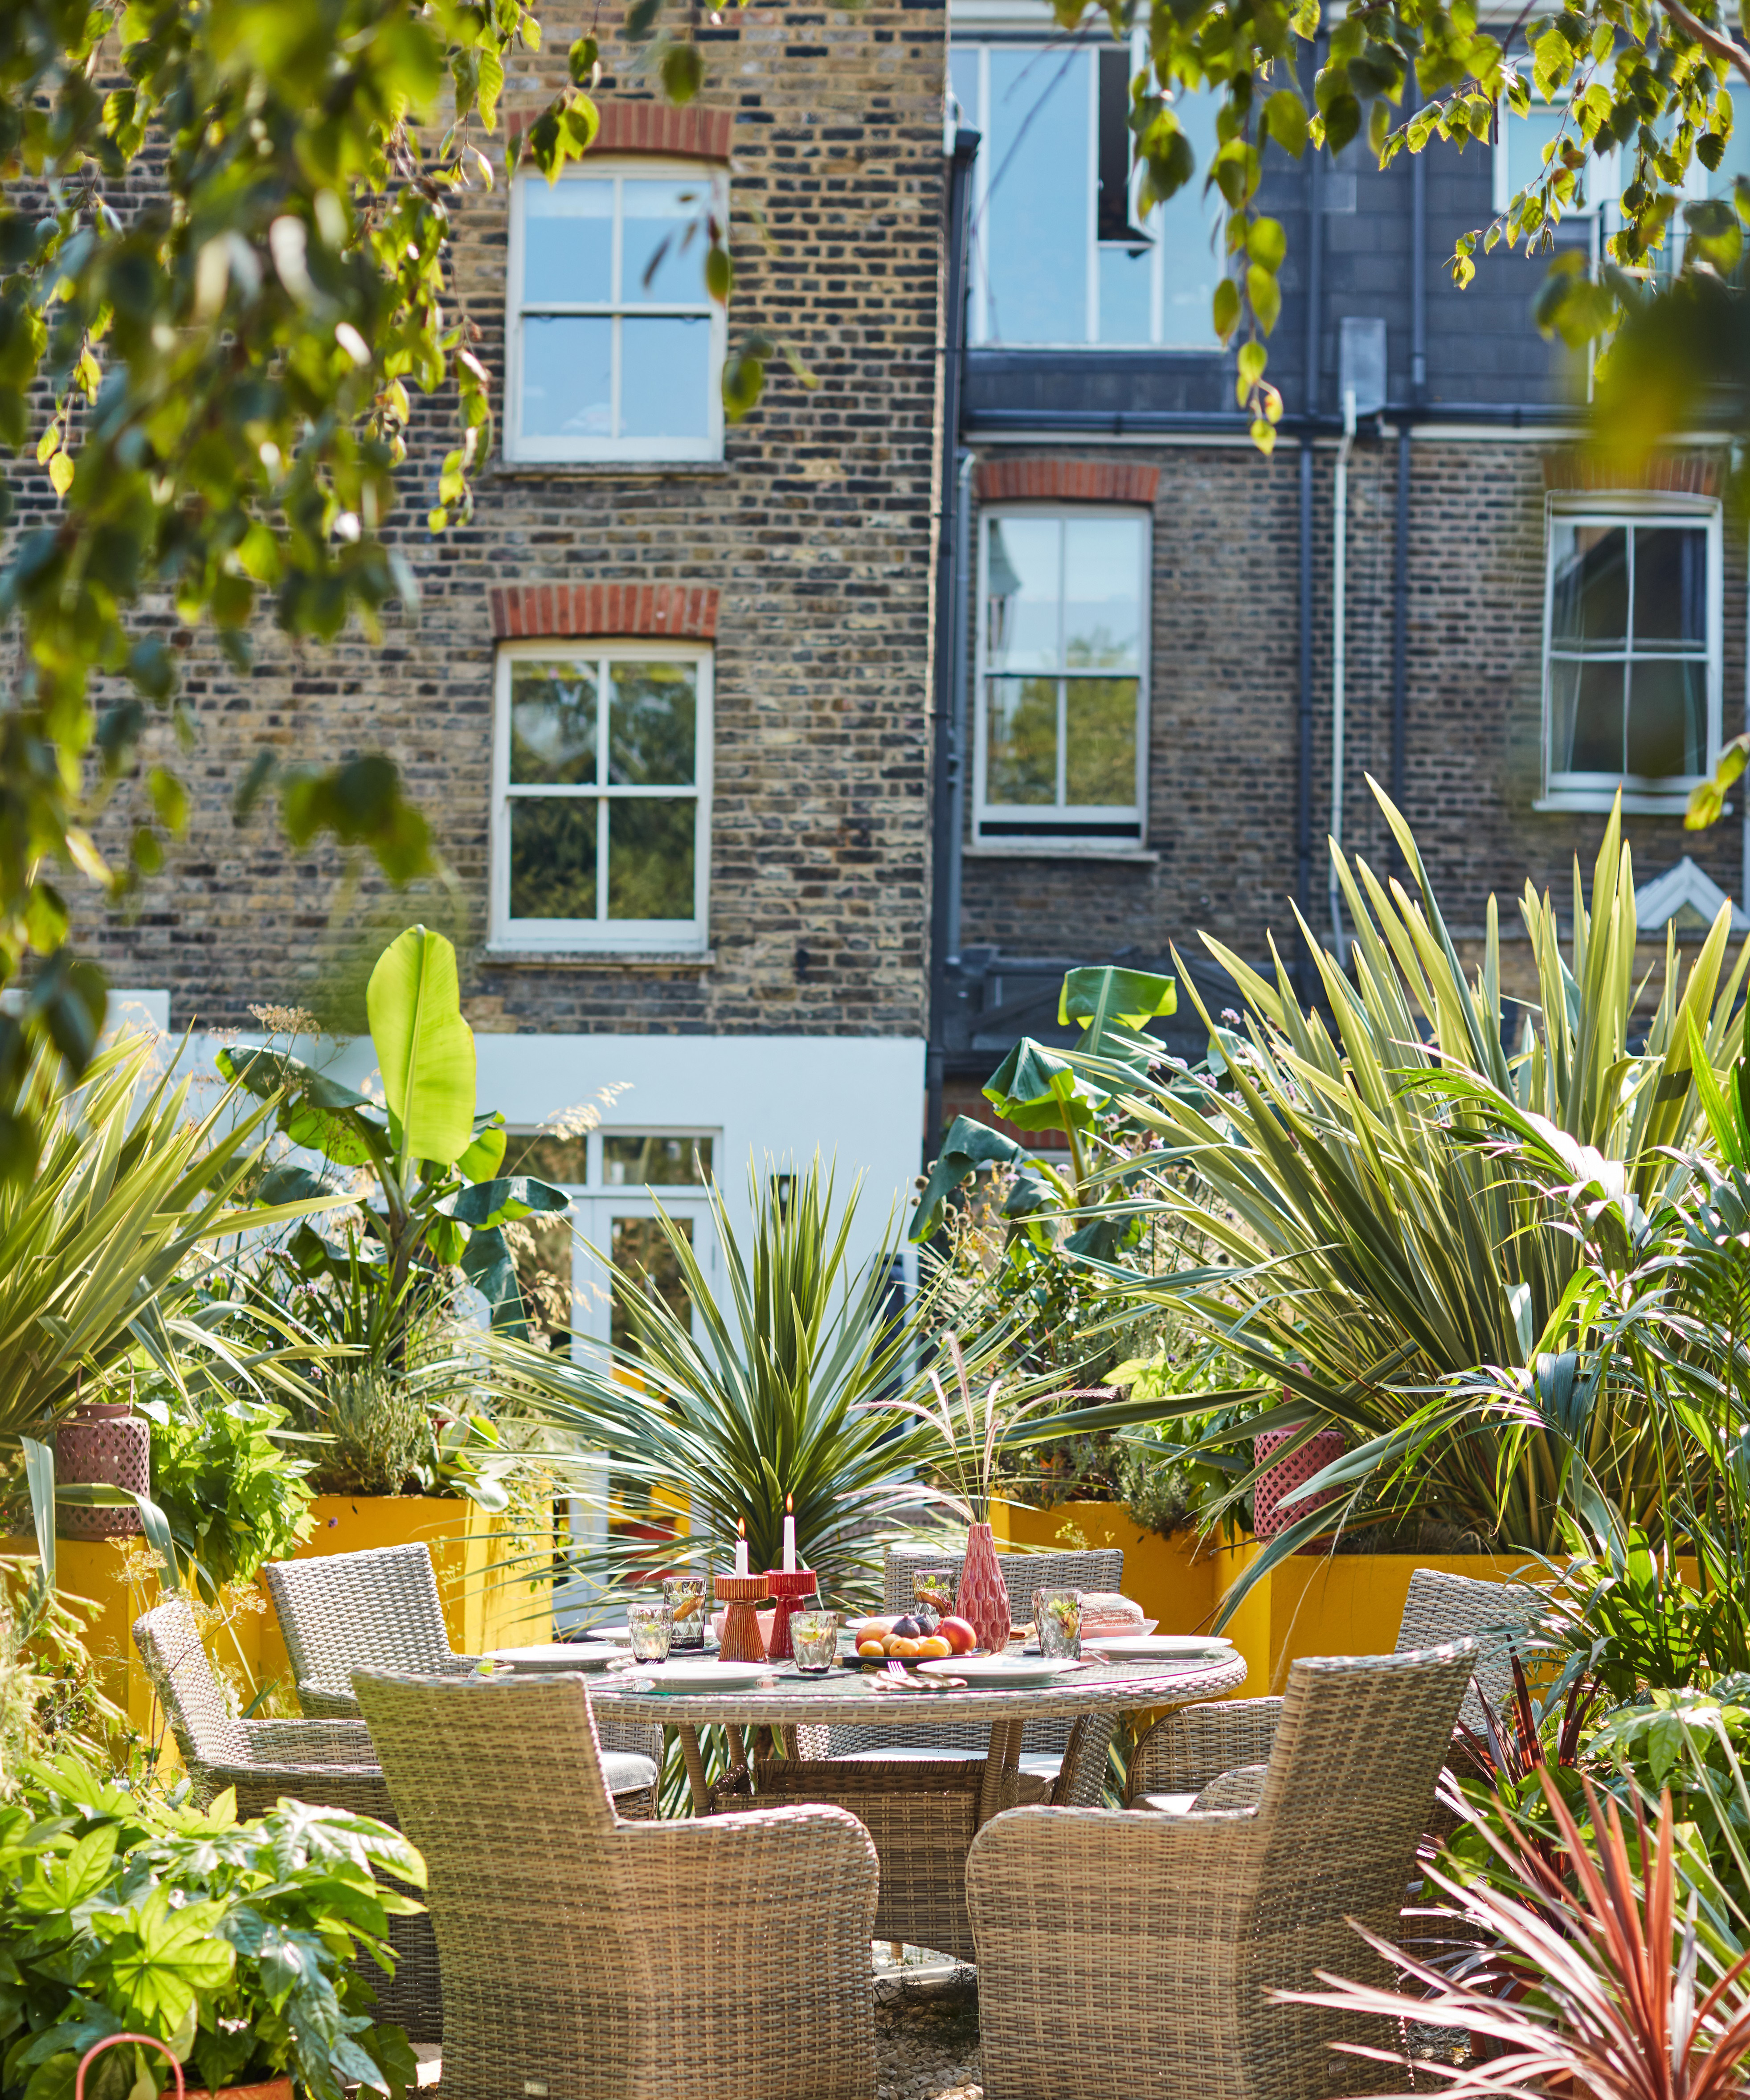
[874,1969,983,2100]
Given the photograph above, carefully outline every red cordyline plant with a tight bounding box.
[1281,1769,1750,2100]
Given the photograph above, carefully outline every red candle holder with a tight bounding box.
[764,1568,818,1660]
[714,1573,772,1661]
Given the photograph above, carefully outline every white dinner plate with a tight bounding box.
[1079,1616,1159,1637]
[487,1642,621,1672]
[916,1655,1084,1688]
[1085,1634,1235,1662]
[632,1660,776,1694]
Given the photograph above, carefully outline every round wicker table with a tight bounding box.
[591,1652,1247,1959]
[592,1651,1248,1820]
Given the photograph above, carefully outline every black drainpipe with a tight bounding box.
[1296,76,1323,1005]
[925,125,979,1167]
[1390,139,1426,862]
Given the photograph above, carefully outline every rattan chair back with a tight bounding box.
[352,1667,880,2100]
[1397,1565,1536,1728]
[263,1543,465,1698]
[968,1640,1479,2100]
[133,1595,249,1772]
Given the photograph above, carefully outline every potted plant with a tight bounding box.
[0,1752,421,2100]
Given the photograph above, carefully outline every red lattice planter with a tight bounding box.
[53,1402,148,1539]
[1252,1426,1346,1542]
[954,1521,1011,1654]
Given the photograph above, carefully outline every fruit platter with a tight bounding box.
[844,1607,982,1666]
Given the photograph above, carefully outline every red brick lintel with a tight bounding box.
[1543,450,1723,498]
[503,101,732,161]
[489,584,720,642]
[976,458,1161,506]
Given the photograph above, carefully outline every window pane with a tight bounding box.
[610,1215,692,1355]
[1627,658,1705,776]
[985,47,1090,344]
[1098,244,1153,347]
[1551,656,1626,774]
[1503,105,1580,204]
[620,316,711,441]
[522,179,613,303]
[503,1132,590,1184]
[1065,678,1138,804]
[1633,526,1708,646]
[510,799,598,920]
[510,1211,576,1354]
[607,798,696,919]
[521,315,612,440]
[986,517,1061,672]
[609,662,697,785]
[1064,518,1143,669]
[603,1135,714,1185]
[988,676,1058,804]
[1550,523,1628,646]
[511,661,597,785]
[621,179,708,304]
[950,45,980,127]
[1157,91,1223,346]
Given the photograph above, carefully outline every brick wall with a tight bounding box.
[957,437,1747,972]
[67,1,946,1040]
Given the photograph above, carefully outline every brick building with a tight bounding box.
[79,2,948,1321]
[929,6,1750,1129]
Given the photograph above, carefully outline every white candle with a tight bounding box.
[782,1494,796,1574]
[734,1519,748,1578]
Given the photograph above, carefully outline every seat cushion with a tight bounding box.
[1130,1791,1201,1814]
[601,1751,659,1798]
[832,1743,1056,1802]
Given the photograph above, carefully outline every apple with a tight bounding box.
[939,1616,977,1656]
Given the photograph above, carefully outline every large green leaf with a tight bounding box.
[984,1038,1102,1133]
[450,1175,570,1231]
[366,927,476,1170]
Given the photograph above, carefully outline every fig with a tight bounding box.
[915,1607,939,1634]
[891,1614,922,1639]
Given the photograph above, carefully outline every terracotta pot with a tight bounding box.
[954,1520,1010,1654]
[185,2083,295,2100]
[53,1401,148,1540]
[1252,1426,1346,1540]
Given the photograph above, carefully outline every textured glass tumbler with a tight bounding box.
[627,1601,673,1663]
[791,1610,839,1674]
[663,1574,708,1650]
[1035,1588,1083,1660]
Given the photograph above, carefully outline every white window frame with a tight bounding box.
[491,637,713,952]
[954,36,1222,350]
[1494,91,1620,220]
[505,156,727,464]
[1538,492,1722,815]
[973,503,1150,849]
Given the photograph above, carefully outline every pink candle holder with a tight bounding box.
[714,1573,772,1661]
[764,1568,818,1660]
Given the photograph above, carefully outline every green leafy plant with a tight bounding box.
[139,1395,315,1595]
[1099,789,1746,1612]
[1589,1690,1750,1923]
[0,1753,422,2100]
[0,1030,323,1448]
[220,928,571,1357]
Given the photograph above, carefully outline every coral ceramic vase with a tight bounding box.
[954,1521,1011,1654]
[53,1402,147,1539]
[1252,1426,1346,1540]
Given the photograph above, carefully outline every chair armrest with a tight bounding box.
[1127,1697,1283,1802]
[245,1717,379,1765]
[625,1802,879,1946]
[1192,1763,1268,1812]
[200,1761,397,1826]
[295,1680,362,1719]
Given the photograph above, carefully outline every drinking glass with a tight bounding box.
[1035,1588,1083,1660]
[663,1574,708,1650]
[627,1601,674,1663]
[791,1610,839,1675]
[913,1569,956,1620]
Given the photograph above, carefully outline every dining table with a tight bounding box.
[588,1650,1249,1818]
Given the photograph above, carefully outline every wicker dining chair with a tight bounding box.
[823,1542,1125,1805]
[262,1540,665,1779]
[132,1595,443,2043]
[352,1668,879,2100]
[967,1641,1479,2100]
[1127,1564,1539,1811]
